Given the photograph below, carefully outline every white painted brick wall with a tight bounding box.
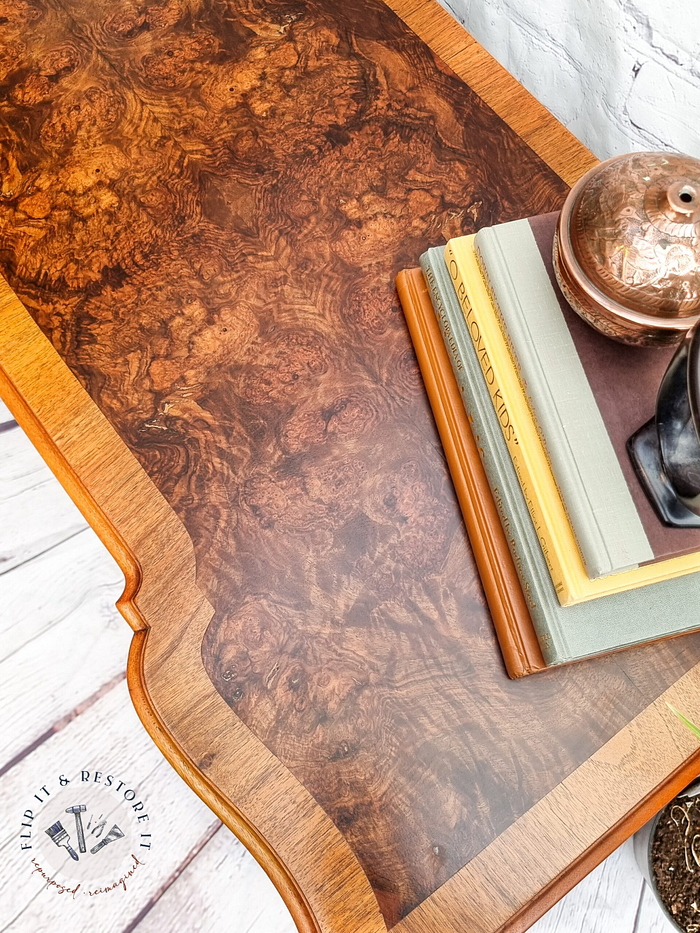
[438,0,700,160]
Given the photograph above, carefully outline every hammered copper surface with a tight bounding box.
[555,151,700,346]
[3,1,700,926]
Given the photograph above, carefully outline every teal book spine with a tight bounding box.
[474,220,653,580]
[420,247,700,666]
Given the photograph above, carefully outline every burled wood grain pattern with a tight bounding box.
[0,0,698,927]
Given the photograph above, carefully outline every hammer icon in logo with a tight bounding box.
[65,804,87,854]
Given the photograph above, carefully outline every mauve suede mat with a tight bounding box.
[529,211,699,560]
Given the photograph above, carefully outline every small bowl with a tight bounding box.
[554,151,700,348]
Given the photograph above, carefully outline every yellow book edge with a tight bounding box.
[445,235,700,607]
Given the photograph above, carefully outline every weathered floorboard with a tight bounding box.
[0,681,219,933]
[0,536,128,767]
[132,824,295,933]
[0,429,86,574]
[0,424,295,933]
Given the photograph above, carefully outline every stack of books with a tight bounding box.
[397,212,700,677]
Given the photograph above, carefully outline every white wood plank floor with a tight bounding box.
[0,405,672,933]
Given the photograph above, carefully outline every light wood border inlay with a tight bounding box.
[1,4,694,933]
[0,285,385,933]
[386,0,597,186]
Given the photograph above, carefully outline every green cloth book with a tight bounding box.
[474,215,652,580]
[420,246,700,667]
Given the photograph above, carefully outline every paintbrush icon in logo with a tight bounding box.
[45,821,79,861]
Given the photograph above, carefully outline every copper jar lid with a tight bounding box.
[553,151,700,347]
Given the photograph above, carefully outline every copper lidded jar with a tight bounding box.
[553,151,700,347]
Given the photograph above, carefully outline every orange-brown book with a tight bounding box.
[396,267,546,678]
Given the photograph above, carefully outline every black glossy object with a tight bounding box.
[628,321,700,527]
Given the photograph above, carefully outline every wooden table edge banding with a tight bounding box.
[4,4,696,933]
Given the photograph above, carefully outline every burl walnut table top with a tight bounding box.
[2,1,700,931]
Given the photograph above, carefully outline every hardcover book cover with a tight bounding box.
[410,251,700,669]
[475,217,650,579]
[476,211,700,575]
[444,234,700,606]
[396,266,546,677]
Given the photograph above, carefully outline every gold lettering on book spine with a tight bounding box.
[446,246,559,587]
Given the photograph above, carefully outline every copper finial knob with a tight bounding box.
[553,151,700,347]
